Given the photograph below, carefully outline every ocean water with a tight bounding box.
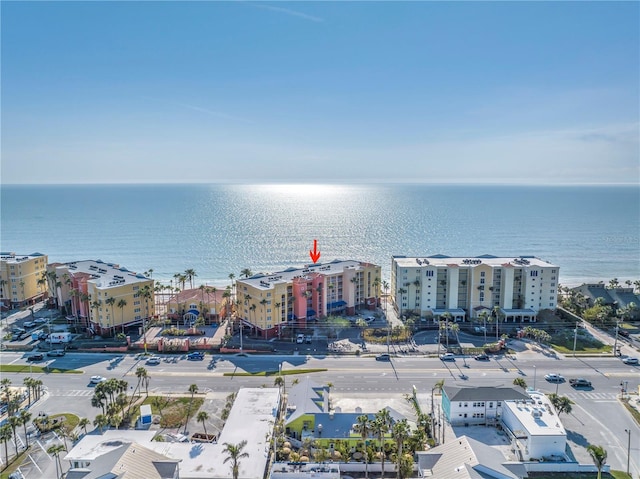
[1,183,638,288]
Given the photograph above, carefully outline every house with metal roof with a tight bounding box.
[416,435,528,479]
[442,386,530,426]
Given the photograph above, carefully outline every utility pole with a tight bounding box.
[613,319,620,357]
[573,321,578,357]
[239,322,243,353]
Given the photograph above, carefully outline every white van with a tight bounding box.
[296,334,305,344]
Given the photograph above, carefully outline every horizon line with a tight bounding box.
[2,180,639,187]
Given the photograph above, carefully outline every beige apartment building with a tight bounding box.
[391,255,560,323]
[235,259,382,338]
[0,252,49,310]
[47,260,155,336]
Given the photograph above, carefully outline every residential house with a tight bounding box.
[442,386,530,426]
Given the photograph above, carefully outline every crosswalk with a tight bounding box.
[50,389,94,397]
[565,392,618,401]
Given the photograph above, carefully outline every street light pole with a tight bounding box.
[625,428,631,476]
[240,322,243,353]
[613,319,620,357]
[573,321,578,357]
[533,365,537,391]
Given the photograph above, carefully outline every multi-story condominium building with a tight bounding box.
[0,252,49,310]
[47,260,155,336]
[235,260,381,338]
[391,255,560,323]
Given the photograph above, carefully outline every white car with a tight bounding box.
[296,334,305,344]
[622,357,639,365]
[544,373,565,383]
[90,375,106,385]
[146,356,161,365]
[440,353,455,361]
[364,316,375,323]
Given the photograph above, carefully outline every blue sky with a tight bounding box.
[2,1,638,184]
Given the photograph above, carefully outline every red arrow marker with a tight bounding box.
[309,239,321,263]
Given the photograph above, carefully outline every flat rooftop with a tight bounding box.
[59,259,151,288]
[239,260,376,290]
[504,391,566,437]
[392,255,558,268]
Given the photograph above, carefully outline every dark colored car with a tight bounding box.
[187,352,205,361]
[375,354,391,361]
[27,354,44,362]
[474,353,490,361]
[569,378,592,388]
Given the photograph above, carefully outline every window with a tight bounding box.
[480,278,485,284]
[489,402,493,408]
[480,271,485,277]
[550,296,554,300]
[267,292,271,297]
[426,271,434,277]
[479,292,485,302]
[530,271,538,277]
[134,308,141,313]
[549,303,554,307]
[133,286,139,291]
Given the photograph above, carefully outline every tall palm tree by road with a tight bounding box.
[116,298,127,334]
[354,415,372,479]
[587,444,607,479]
[184,384,199,434]
[185,269,197,289]
[105,296,116,337]
[47,443,66,479]
[374,408,392,478]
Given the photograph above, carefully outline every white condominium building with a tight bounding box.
[391,255,559,322]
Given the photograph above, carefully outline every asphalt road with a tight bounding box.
[2,350,639,475]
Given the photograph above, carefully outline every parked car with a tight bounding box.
[622,357,639,365]
[375,354,391,361]
[11,328,26,335]
[569,378,592,388]
[187,352,204,361]
[146,356,161,365]
[305,335,312,344]
[33,318,47,324]
[296,334,305,344]
[440,353,456,361]
[544,373,565,383]
[47,349,65,357]
[90,376,106,384]
[26,353,44,362]
[23,321,37,329]
[364,316,375,323]
[474,353,490,361]
[618,329,630,338]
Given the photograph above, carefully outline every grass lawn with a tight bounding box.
[134,396,204,429]
[223,368,328,377]
[0,448,31,479]
[51,412,80,431]
[0,364,83,374]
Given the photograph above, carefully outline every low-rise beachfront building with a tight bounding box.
[47,260,155,336]
[500,390,567,462]
[442,386,530,427]
[391,255,560,323]
[571,283,640,319]
[0,252,49,310]
[65,388,280,479]
[235,259,381,338]
[164,287,229,325]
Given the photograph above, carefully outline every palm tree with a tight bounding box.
[374,409,392,478]
[139,285,153,353]
[105,296,116,337]
[391,419,410,479]
[587,444,608,479]
[431,379,445,443]
[274,375,285,396]
[91,300,102,331]
[78,417,90,435]
[0,424,12,466]
[240,268,253,279]
[184,384,199,434]
[222,440,249,479]
[478,310,489,343]
[354,415,372,478]
[493,306,501,341]
[185,269,197,289]
[93,414,109,433]
[397,287,407,319]
[513,378,527,390]
[8,416,20,457]
[47,443,66,479]
[228,273,236,303]
[19,409,32,448]
[117,298,127,334]
[197,411,210,437]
